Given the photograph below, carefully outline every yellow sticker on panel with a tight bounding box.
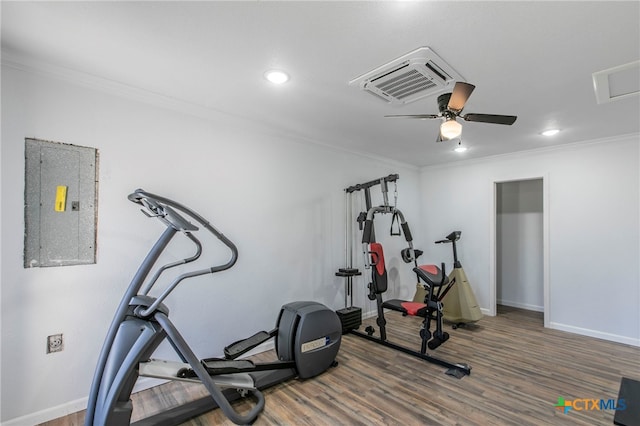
[55,185,67,212]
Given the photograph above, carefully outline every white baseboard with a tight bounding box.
[495,303,640,347]
[354,304,639,349]
[362,309,377,320]
[497,299,544,312]
[1,342,276,426]
[2,395,88,426]
[0,377,165,426]
[549,322,640,347]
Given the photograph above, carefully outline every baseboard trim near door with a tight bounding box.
[497,299,544,312]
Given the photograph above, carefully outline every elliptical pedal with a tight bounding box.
[224,330,275,359]
[203,359,256,374]
[176,359,257,378]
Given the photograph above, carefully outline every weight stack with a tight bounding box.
[336,306,362,334]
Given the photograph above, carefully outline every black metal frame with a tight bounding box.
[339,175,471,377]
[348,329,471,376]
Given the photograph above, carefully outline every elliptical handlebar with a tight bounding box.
[129,189,238,273]
[128,189,239,317]
[86,190,265,426]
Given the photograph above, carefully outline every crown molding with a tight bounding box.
[1,49,419,172]
[420,132,640,171]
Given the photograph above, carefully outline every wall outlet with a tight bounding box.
[47,333,63,353]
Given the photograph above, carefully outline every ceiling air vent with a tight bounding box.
[592,60,640,104]
[349,47,465,105]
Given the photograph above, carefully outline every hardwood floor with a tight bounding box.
[42,306,639,425]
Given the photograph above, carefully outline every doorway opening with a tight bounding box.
[490,177,549,327]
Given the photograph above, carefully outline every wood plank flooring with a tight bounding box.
[42,306,639,425]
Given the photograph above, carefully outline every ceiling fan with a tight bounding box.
[385,82,517,142]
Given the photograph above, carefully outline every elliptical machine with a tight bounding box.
[85,189,341,426]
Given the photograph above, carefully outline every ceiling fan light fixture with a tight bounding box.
[385,81,517,142]
[440,119,462,139]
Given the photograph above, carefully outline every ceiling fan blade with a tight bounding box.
[463,113,517,125]
[385,114,440,119]
[447,82,475,112]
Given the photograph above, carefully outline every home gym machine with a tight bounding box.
[335,175,470,377]
[414,231,483,329]
[85,189,341,426]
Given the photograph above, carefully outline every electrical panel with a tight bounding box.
[24,138,98,268]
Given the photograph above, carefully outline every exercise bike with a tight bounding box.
[414,231,482,329]
[84,189,341,426]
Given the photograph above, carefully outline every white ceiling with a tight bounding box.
[2,1,639,167]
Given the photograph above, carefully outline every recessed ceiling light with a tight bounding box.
[541,129,560,137]
[264,70,289,84]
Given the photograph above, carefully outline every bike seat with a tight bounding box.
[413,264,448,287]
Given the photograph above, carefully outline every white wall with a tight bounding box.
[3,59,639,424]
[496,179,544,311]
[420,135,640,345]
[0,64,422,423]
